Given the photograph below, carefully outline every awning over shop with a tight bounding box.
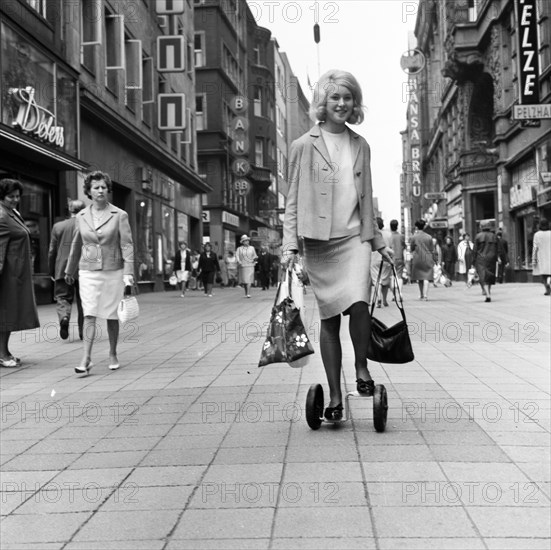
[0,127,88,171]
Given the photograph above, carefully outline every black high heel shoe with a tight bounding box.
[324,403,343,421]
[356,378,375,396]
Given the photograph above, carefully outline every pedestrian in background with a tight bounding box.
[218,255,228,287]
[441,235,457,284]
[270,252,280,287]
[532,218,551,296]
[258,245,272,291]
[236,234,257,298]
[0,178,40,368]
[48,199,86,340]
[457,233,474,285]
[65,171,134,375]
[197,242,220,297]
[496,230,509,284]
[225,250,238,287]
[410,219,435,301]
[189,251,200,290]
[431,237,442,288]
[173,240,191,297]
[370,217,392,307]
[389,219,406,297]
[282,69,392,421]
[472,220,498,302]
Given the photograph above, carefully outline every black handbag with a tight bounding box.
[258,270,315,367]
[367,264,414,364]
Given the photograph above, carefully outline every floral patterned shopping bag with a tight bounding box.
[258,272,314,367]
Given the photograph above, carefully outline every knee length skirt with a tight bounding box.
[79,270,124,320]
[303,234,372,320]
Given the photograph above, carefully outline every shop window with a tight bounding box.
[162,205,175,279]
[177,212,189,245]
[135,198,154,282]
[1,24,77,157]
[18,181,50,276]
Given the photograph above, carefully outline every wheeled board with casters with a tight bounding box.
[305,383,388,432]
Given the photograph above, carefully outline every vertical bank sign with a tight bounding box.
[514,0,540,105]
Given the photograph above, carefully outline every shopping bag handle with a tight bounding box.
[370,263,407,322]
[272,266,294,308]
[124,283,139,297]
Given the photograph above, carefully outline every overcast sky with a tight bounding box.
[252,0,420,225]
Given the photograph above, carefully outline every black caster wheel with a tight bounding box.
[305,383,324,430]
[373,384,388,433]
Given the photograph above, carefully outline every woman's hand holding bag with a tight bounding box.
[118,283,139,323]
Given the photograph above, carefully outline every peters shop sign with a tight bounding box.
[9,86,65,147]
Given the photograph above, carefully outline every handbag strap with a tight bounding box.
[370,262,408,324]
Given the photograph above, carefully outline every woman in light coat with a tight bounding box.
[66,171,134,375]
[282,70,393,421]
[236,235,257,298]
[532,218,551,295]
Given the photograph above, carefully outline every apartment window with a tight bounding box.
[194,33,205,67]
[105,9,124,94]
[142,54,154,126]
[26,0,47,18]
[125,35,142,111]
[196,94,206,130]
[255,139,264,166]
[253,46,261,65]
[81,1,102,73]
[468,0,479,22]
[159,76,167,142]
[254,86,262,116]
[537,0,550,72]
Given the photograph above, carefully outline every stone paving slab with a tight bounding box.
[1,282,550,548]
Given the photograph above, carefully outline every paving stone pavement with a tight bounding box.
[0,281,550,550]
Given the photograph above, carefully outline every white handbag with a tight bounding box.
[118,285,139,323]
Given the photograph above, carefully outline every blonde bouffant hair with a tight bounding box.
[309,69,365,125]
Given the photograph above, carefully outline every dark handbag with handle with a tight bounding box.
[367,263,414,364]
[258,269,314,367]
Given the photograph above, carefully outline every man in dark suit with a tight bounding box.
[48,200,86,340]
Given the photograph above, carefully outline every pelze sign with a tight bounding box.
[514,0,540,104]
[9,87,64,147]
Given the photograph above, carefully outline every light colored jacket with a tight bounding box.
[282,124,384,253]
[66,204,134,276]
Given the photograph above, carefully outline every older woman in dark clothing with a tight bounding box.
[0,179,40,367]
[473,220,498,302]
[442,236,457,283]
[198,242,220,297]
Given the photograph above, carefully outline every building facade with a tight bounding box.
[194,0,309,256]
[1,0,210,302]
[403,0,550,281]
